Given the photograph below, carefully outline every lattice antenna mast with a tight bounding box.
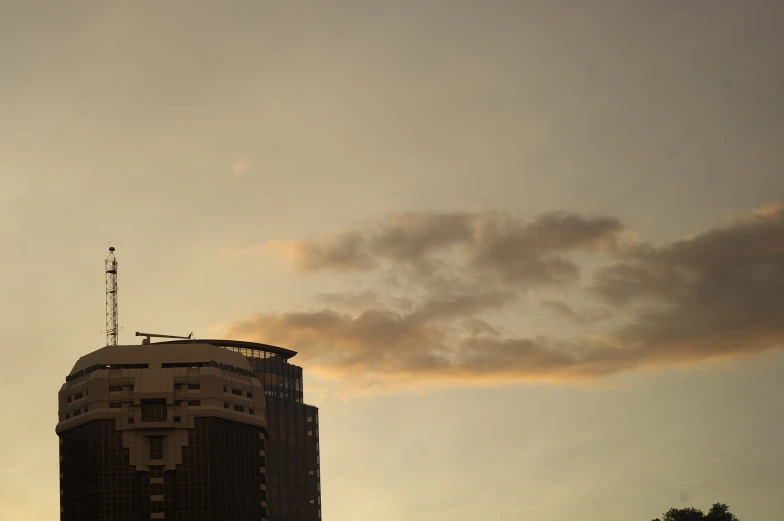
[105,247,119,346]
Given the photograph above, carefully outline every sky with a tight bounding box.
[1,1,783,520]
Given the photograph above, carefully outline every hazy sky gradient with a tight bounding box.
[1,1,783,520]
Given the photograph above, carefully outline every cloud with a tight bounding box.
[593,203,784,364]
[219,307,635,387]
[232,154,252,176]
[249,208,626,289]
[266,233,377,273]
[462,317,500,336]
[317,290,394,311]
[219,203,784,390]
[541,300,612,324]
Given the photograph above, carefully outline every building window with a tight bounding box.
[149,465,164,478]
[151,500,163,513]
[141,399,167,422]
[128,384,134,391]
[149,437,163,460]
[128,417,134,424]
[74,392,83,400]
[151,483,164,495]
[67,397,71,403]
[246,391,252,398]
[232,388,242,396]
[174,416,181,423]
[109,385,122,392]
[109,402,121,408]
[174,383,182,390]
[234,405,244,412]
[224,402,229,409]
[188,383,200,390]
[83,406,88,412]
[65,413,70,419]
[187,400,200,406]
[249,408,255,415]
[174,400,182,406]
[223,385,227,393]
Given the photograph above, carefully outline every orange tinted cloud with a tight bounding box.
[232,154,252,176]
[219,204,784,390]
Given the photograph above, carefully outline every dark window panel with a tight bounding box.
[149,437,163,460]
[141,399,167,422]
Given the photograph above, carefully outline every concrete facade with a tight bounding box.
[57,343,269,521]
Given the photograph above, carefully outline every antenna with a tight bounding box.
[105,247,119,346]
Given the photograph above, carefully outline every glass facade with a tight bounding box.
[59,418,265,521]
[59,420,145,520]
[222,345,322,521]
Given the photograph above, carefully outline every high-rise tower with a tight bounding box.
[57,342,268,520]
[157,339,323,521]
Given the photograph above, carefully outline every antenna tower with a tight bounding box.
[105,247,119,346]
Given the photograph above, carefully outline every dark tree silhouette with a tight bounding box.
[652,503,739,521]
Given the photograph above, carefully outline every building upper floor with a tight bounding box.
[56,342,267,436]
[155,339,309,404]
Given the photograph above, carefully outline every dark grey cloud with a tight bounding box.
[594,204,784,364]
[316,290,405,311]
[280,231,377,273]
[468,211,622,286]
[541,300,613,324]
[368,211,476,261]
[265,209,625,289]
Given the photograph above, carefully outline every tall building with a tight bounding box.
[57,338,322,521]
[157,339,322,521]
[56,342,269,521]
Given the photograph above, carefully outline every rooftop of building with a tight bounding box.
[63,339,299,386]
[153,339,297,360]
[68,342,256,375]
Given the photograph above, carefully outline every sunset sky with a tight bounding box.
[1,1,783,520]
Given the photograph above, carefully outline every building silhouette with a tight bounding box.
[57,339,321,521]
[160,339,322,521]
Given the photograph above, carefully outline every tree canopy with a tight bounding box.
[652,503,739,521]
